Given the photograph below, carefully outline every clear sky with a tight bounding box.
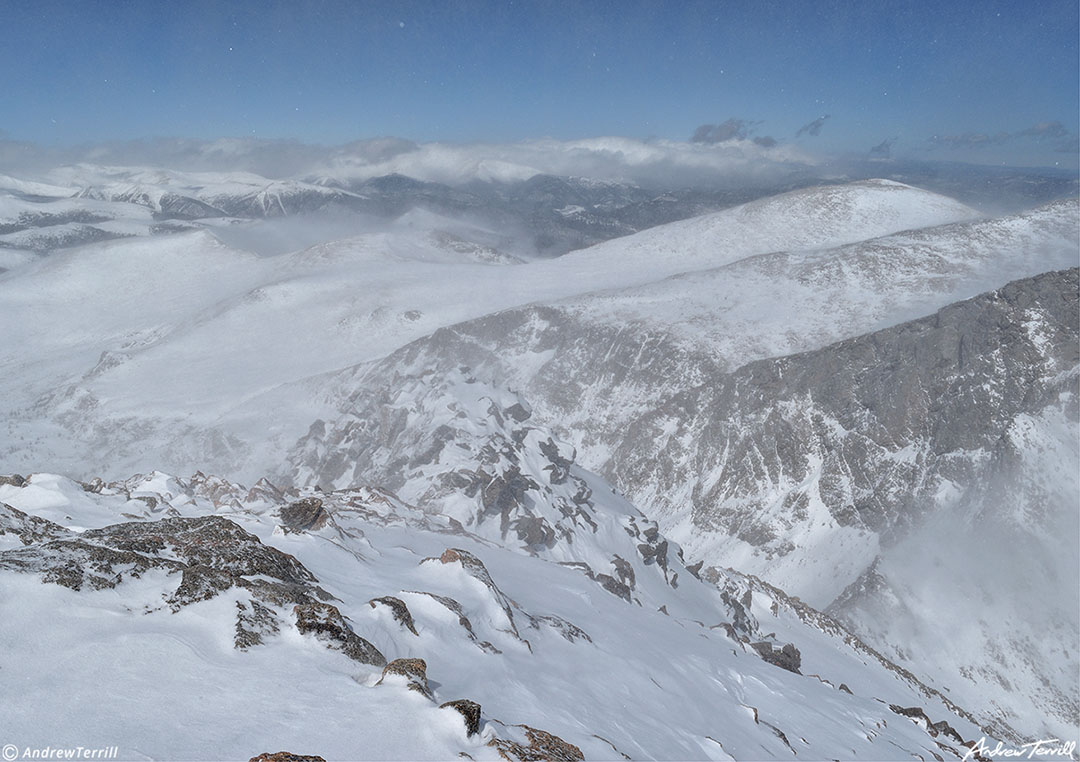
[1,0,1077,168]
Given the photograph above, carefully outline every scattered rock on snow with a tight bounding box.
[279,497,328,533]
[489,724,585,762]
[294,601,387,667]
[377,657,433,699]
[751,641,802,674]
[440,699,482,736]
[369,595,419,635]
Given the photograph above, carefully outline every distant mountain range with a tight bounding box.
[0,164,1076,759]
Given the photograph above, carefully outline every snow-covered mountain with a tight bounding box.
[3,163,804,260]
[1,438,995,760]
[0,171,1076,758]
[0,179,983,479]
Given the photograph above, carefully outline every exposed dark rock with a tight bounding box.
[480,466,541,533]
[530,614,592,644]
[378,657,433,699]
[0,502,68,545]
[130,495,159,511]
[0,474,26,488]
[610,556,635,588]
[293,601,386,666]
[279,497,327,533]
[404,591,502,654]
[90,516,317,585]
[170,564,234,608]
[235,599,280,650]
[505,403,532,423]
[440,699,482,736]
[594,573,632,602]
[436,548,522,638]
[636,538,669,579]
[246,477,285,504]
[960,740,993,762]
[369,595,419,636]
[512,516,556,549]
[0,510,338,655]
[889,705,964,744]
[248,753,326,762]
[489,725,585,762]
[433,548,588,645]
[719,587,756,638]
[80,477,104,493]
[0,536,176,591]
[751,641,802,674]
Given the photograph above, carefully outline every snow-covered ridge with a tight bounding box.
[282,268,1079,744]
[0,461,997,760]
[1,175,1075,755]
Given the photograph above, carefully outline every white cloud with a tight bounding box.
[0,134,819,189]
[310,136,818,187]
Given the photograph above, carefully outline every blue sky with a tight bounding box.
[2,0,1077,168]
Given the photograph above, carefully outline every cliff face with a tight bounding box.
[286,268,1079,741]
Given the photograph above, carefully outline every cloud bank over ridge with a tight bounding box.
[0,134,819,189]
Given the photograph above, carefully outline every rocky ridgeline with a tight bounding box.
[284,364,696,610]
[0,465,999,758]
[278,267,1079,740]
[0,480,593,758]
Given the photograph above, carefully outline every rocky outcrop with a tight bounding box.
[606,268,1080,552]
[0,511,394,667]
[0,473,26,488]
[235,599,280,650]
[441,699,482,737]
[0,514,322,601]
[368,595,419,636]
[489,724,585,762]
[404,591,502,654]
[279,497,327,533]
[248,753,326,762]
[377,657,433,699]
[430,548,590,646]
[0,502,68,545]
[751,642,802,674]
[294,601,386,667]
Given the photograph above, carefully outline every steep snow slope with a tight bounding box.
[2,179,1073,750]
[552,178,977,283]
[0,180,981,480]
[559,198,1078,364]
[0,403,997,760]
[0,186,159,267]
[355,199,1077,474]
[46,164,371,219]
[285,269,1079,744]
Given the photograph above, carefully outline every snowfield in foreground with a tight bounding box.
[0,469,996,761]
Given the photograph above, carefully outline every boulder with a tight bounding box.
[279,497,327,533]
[440,699,482,737]
[489,725,584,762]
[377,657,433,699]
[368,595,419,635]
[294,602,386,667]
